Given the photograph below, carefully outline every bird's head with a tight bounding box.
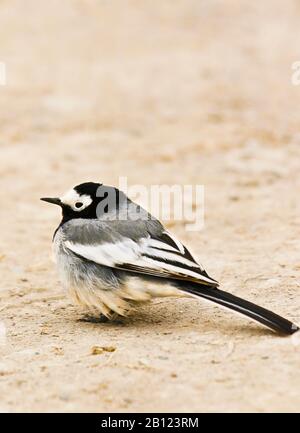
[41,182,126,222]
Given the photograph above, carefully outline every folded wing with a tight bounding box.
[63,221,218,287]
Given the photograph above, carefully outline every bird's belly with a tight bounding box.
[68,276,183,319]
[54,249,126,317]
[54,240,183,318]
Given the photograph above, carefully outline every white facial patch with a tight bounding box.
[60,188,93,212]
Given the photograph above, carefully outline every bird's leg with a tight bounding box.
[79,314,110,323]
[78,311,125,323]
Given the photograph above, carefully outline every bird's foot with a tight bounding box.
[79,314,110,324]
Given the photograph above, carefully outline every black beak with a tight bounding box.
[40,197,62,206]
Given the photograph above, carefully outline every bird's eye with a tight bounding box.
[75,202,83,209]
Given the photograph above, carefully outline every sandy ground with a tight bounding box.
[0,0,300,412]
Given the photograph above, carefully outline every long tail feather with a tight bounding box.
[176,282,299,335]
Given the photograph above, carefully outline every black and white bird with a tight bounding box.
[41,182,298,335]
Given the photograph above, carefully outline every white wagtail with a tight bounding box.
[41,182,299,335]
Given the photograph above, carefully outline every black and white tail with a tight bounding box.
[176,281,299,335]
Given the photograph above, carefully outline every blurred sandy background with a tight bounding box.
[0,0,300,412]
